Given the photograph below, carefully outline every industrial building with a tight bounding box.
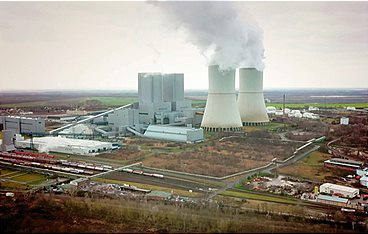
[319,183,359,198]
[324,158,364,172]
[316,194,349,206]
[143,125,203,143]
[237,68,269,126]
[14,136,113,156]
[137,73,194,125]
[0,116,45,134]
[201,65,242,131]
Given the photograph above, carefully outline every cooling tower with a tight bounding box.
[238,68,269,126]
[201,65,242,131]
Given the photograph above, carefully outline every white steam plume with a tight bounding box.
[152,1,265,71]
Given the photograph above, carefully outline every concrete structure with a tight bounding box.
[237,68,269,126]
[107,108,139,134]
[0,130,16,152]
[201,65,242,131]
[15,136,113,155]
[70,178,90,189]
[0,116,45,134]
[319,183,359,198]
[144,125,203,143]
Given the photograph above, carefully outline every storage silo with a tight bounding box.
[238,68,269,126]
[201,65,242,131]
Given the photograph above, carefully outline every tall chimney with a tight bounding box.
[238,68,269,126]
[201,65,242,131]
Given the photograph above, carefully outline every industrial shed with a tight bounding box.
[316,195,349,206]
[14,136,113,156]
[319,183,359,198]
[144,125,203,143]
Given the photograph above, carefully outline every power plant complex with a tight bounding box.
[201,65,269,131]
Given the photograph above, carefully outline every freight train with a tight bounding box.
[122,168,164,178]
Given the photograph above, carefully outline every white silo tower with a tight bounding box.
[238,68,269,126]
[201,65,242,131]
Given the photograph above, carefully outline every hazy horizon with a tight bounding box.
[1,1,368,91]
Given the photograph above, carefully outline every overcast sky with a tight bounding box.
[0,1,367,91]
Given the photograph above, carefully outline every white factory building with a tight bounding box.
[14,136,113,156]
[144,125,203,143]
[319,183,359,198]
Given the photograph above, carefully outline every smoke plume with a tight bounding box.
[152,1,265,71]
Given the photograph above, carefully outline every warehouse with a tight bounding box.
[324,158,364,172]
[316,194,349,206]
[143,125,203,143]
[319,183,359,198]
[14,136,113,156]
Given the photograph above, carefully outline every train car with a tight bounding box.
[94,167,104,171]
[122,168,133,173]
[132,170,143,175]
[143,172,153,176]
[152,173,164,179]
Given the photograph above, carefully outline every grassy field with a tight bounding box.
[220,190,298,205]
[278,151,334,181]
[243,122,287,132]
[82,96,137,106]
[0,167,50,190]
[11,173,47,183]
[93,177,200,198]
[266,103,368,109]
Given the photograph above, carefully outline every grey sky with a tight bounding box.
[0,1,367,91]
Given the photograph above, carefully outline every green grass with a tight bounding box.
[82,97,137,106]
[243,122,288,132]
[0,181,29,190]
[11,173,47,183]
[220,190,298,205]
[267,103,368,109]
[278,151,333,181]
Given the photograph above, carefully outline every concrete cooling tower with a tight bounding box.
[238,68,269,126]
[201,65,242,131]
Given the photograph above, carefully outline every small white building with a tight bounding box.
[340,117,349,125]
[15,136,113,155]
[319,183,359,198]
[360,176,368,187]
[144,125,203,143]
[356,168,368,177]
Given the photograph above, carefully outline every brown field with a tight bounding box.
[126,137,302,177]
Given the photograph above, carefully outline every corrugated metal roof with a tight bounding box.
[330,158,363,166]
[146,190,172,198]
[146,125,200,135]
[324,160,361,168]
[317,194,348,203]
